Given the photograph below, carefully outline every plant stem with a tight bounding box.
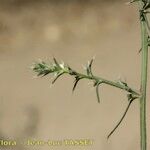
[139,7,148,150]
[32,60,140,97]
[71,72,140,96]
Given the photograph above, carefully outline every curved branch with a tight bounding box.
[107,98,136,139]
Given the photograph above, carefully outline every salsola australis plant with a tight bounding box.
[32,1,149,150]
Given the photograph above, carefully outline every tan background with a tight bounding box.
[0,0,150,150]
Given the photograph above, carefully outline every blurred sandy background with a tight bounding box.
[0,0,150,150]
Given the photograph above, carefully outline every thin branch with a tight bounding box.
[107,98,136,139]
[32,59,140,98]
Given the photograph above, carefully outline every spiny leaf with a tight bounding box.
[40,70,52,77]
[96,84,100,103]
[88,58,94,71]
[72,77,83,92]
[86,58,94,76]
[139,48,142,53]
[53,57,60,67]
[52,72,64,84]
[94,81,103,103]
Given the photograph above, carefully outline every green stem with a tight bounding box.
[139,7,148,150]
[72,72,140,96]
[32,59,140,96]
